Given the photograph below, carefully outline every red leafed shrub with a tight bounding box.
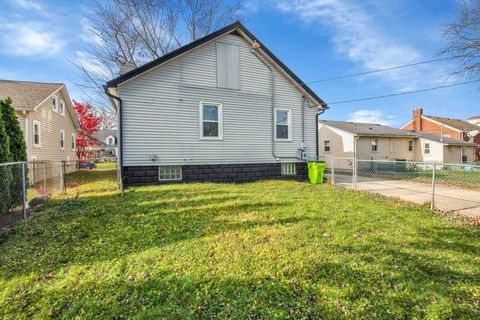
[73,101,101,160]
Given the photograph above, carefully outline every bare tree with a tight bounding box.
[441,0,480,80]
[97,109,118,130]
[76,0,242,109]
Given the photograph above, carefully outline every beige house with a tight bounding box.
[318,121,476,167]
[0,80,80,162]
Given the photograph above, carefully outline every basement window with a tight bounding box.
[281,163,296,175]
[159,165,182,181]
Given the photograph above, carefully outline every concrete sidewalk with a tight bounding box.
[329,174,480,219]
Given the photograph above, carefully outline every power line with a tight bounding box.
[325,79,480,105]
[304,56,461,84]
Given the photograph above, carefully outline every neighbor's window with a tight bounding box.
[324,140,331,152]
[281,163,296,175]
[200,102,223,139]
[371,138,378,152]
[424,143,430,155]
[33,120,41,147]
[60,129,65,150]
[275,109,291,141]
[107,136,114,145]
[52,95,58,112]
[59,100,65,116]
[71,133,76,150]
[159,165,182,181]
[408,140,413,152]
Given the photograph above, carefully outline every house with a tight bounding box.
[91,130,118,159]
[318,120,476,167]
[0,80,80,162]
[468,116,480,126]
[401,108,480,160]
[105,21,327,186]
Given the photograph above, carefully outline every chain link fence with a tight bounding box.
[0,160,118,230]
[321,157,480,221]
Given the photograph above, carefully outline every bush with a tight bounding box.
[0,105,13,215]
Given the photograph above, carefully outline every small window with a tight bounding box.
[281,163,296,175]
[59,100,65,116]
[60,130,65,150]
[275,109,292,141]
[371,138,378,152]
[71,133,76,150]
[389,138,396,153]
[159,165,182,181]
[200,102,223,139]
[408,140,413,152]
[107,136,114,145]
[324,140,331,152]
[33,120,41,147]
[424,143,430,155]
[52,95,58,112]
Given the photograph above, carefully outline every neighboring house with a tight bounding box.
[401,108,480,160]
[106,21,327,186]
[91,130,118,159]
[318,121,476,168]
[0,80,80,162]
[468,116,480,127]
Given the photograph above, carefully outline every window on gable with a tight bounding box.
[216,42,240,89]
[33,120,41,147]
[107,136,114,145]
[275,109,292,141]
[200,102,223,139]
[71,133,76,150]
[371,138,378,152]
[52,96,58,112]
[59,100,65,116]
[324,140,331,152]
[60,130,65,150]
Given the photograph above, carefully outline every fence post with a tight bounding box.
[331,157,335,185]
[21,163,27,220]
[43,162,47,195]
[353,158,357,189]
[431,162,436,210]
[61,160,66,194]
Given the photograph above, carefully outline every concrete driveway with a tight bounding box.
[328,174,480,219]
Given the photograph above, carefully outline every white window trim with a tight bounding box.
[274,108,292,142]
[424,143,431,155]
[59,99,65,116]
[71,133,76,151]
[324,140,331,153]
[52,95,58,112]
[33,120,41,147]
[371,138,379,152]
[199,101,223,140]
[158,165,182,181]
[281,162,296,175]
[60,129,65,150]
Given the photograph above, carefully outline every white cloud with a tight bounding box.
[9,0,47,15]
[0,23,64,57]
[272,0,430,88]
[347,109,394,125]
[75,51,111,78]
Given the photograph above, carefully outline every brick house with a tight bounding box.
[401,108,480,160]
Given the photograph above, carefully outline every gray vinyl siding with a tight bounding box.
[216,42,240,89]
[119,33,318,166]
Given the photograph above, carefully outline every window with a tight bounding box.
[324,140,331,152]
[275,109,292,141]
[52,95,58,112]
[33,120,41,147]
[107,136,114,145]
[216,42,240,89]
[60,129,65,150]
[371,138,378,152]
[424,143,430,155]
[281,163,296,175]
[59,100,65,116]
[389,138,396,153]
[159,165,182,181]
[200,102,223,139]
[408,140,414,152]
[71,133,76,151]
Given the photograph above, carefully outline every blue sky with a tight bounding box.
[0,0,478,127]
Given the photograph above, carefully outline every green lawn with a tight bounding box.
[1,179,479,319]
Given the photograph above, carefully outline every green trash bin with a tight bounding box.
[308,161,326,184]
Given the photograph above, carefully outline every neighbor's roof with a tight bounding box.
[468,115,480,121]
[320,120,477,146]
[92,129,118,142]
[424,115,480,132]
[320,120,419,137]
[106,21,326,108]
[0,80,63,111]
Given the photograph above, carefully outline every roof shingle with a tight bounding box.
[0,80,63,111]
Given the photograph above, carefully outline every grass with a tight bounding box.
[414,169,480,189]
[95,162,117,169]
[0,178,479,319]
